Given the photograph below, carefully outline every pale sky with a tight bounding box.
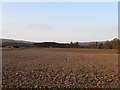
[2,2,118,42]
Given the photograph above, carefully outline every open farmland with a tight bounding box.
[2,48,119,88]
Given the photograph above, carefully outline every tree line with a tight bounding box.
[2,38,120,50]
[32,42,80,48]
[32,38,120,50]
[87,38,120,49]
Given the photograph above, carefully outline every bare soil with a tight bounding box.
[2,48,119,88]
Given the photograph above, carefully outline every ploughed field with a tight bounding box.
[2,48,119,88]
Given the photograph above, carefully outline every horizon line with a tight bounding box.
[1,37,118,43]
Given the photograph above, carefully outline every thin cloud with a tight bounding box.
[26,23,53,31]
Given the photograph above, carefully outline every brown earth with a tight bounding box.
[2,48,120,88]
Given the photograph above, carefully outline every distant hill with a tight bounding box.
[1,38,33,44]
[0,38,107,46]
[0,38,33,47]
[78,41,105,46]
[0,38,119,50]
